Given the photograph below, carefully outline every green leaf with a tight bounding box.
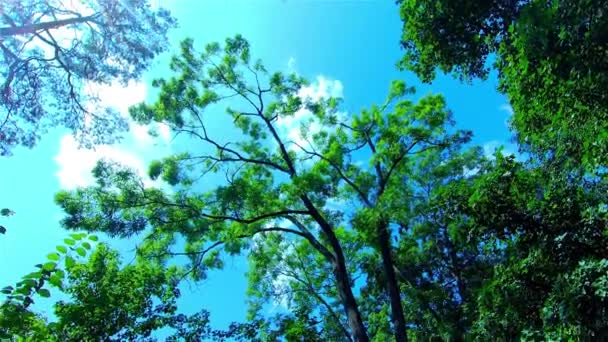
[16,287,31,296]
[64,238,75,246]
[0,208,15,216]
[56,245,68,254]
[70,233,85,241]
[49,274,63,288]
[22,271,42,279]
[42,262,57,271]
[65,256,75,268]
[47,253,60,261]
[149,160,163,180]
[75,247,86,257]
[82,242,92,250]
[88,235,98,242]
[37,288,51,298]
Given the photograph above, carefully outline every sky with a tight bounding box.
[0,0,514,335]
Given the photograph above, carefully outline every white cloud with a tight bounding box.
[287,57,297,74]
[85,81,172,146]
[277,107,319,150]
[131,124,154,144]
[297,76,343,102]
[130,122,173,146]
[55,135,159,189]
[59,0,93,14]
[275,76,346,155]
[157,123,172,144]
[499,103,514,129]
[54,81,174,189]
[499,104,514,116]
[483,140,517,159]
[84,81,147,117]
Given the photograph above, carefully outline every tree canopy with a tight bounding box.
[52,35,476,341]
[0,0,176,155]
[48,35,608,340]
[2,1,607,340]
[398,0,608,168]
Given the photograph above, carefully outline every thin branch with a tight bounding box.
[364,129,385,188]
[208,59,260,113]
[292,141,372,207]
[292,251,353,341]
[284,215,335,262]
[183,104,290,173]
[377,139,421,196]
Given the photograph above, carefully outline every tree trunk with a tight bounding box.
[443,228,467,338]
[300,195,369,342]
[378,221,408,342]
[332,248,369,342]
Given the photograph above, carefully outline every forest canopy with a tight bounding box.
[1,1,607,341]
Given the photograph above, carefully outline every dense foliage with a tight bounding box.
[398,0,608,168]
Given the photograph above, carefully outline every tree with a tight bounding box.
[399,150,608,339]
[51,243,206,341]
[397,0,608,168]
[389,147,496,339]
[0,0,176,156]
[1,242,218,341]
[54,35,472,341]
[0,233,97,339]
[465,154,608,339]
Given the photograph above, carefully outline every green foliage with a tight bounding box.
[0,243,221,341]
[51,244,180,340]
[0,209,15,217]
[0,234,95,339]
[43,32,608,340]
[398,0,608,168]
[54,35,478,341]
[1,232,94,315]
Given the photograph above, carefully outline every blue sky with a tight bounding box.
[0,0,513,333]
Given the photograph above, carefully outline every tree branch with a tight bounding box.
[0,14,100,37]
[292,141,372,207]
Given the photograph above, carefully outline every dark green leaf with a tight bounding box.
[37,288,51,298]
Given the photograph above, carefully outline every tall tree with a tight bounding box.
[397,0,608,168]
[391,146,496,339]
[54,35,471,341]
[0,0,176,155]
